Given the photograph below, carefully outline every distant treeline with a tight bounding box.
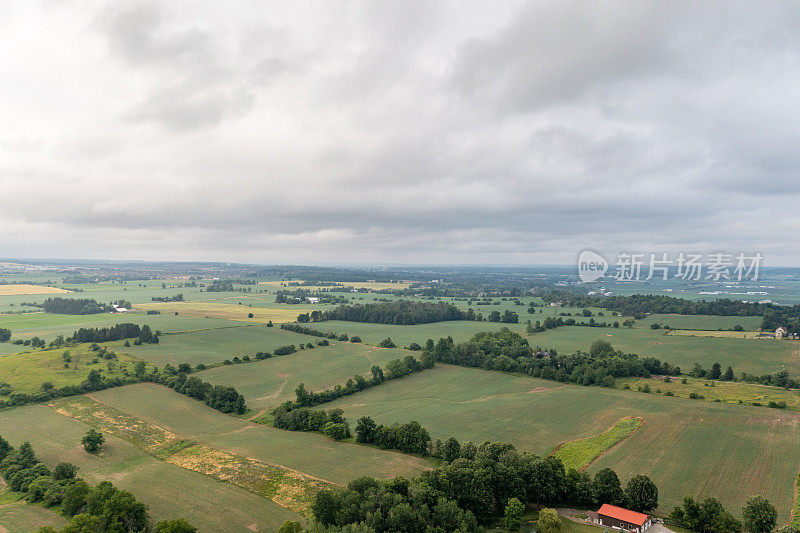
[543,291,771,317]
[0,279,57,285]
[762,307,800,333]
[62,274,99,284]
[151,293,184,302]
[543,291,800,332]
[432,329,678,388]
[42,297,109,315]
[205,279,256,292]
[323,301,470,325]
[275,289,348,305]
[70,323,159,344]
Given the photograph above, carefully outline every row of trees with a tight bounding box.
[323,301,470,325]
[273,407,352,440]
[486,310,519,323]
[311,440,658,530]
[151,293,184,302]
[0,360,246,416]
[280,322,362,342]
[205,280,235,292]
[685,362,798,389]
[69,323,159,344]
[670,495,777,533]
[542,292,774,318]
[0,437,194,532]
[355,417,431,455]
[276,289,349,305]
[283,354,433,410]
[169,374,246,414]
[429,330,678,389]
[42,297,108,315]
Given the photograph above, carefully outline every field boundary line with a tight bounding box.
[791,463,800,527]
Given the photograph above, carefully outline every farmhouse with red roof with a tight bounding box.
[588,504,653,533]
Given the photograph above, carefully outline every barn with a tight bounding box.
[589,504,652,533]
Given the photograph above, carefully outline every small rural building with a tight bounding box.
[589,504,652,533]
[111,304,128,313]
[776,326,788,339]
[306,297,320,304]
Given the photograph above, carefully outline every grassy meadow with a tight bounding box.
[114,323,310,367]
[0,404,301,532]
[0,498,68,532]
[87,384,431,484]
[197,342,408,412]
[0,344,142,395]
[325,364,800,521]
[313,319,526,347]
[617,376,800,411]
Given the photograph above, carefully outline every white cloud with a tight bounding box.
[0,1,798,265]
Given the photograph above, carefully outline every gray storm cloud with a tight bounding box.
[0,1,798,264]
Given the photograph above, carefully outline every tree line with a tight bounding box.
[323,301,471,325]
[279,323,364,343]
[310,439,658,531]
[42,297,109,315]
[275,289,349,305]
[429,330,678,389]
[543,292,773,318]
[151,293,184,302]
[0,437,194,532]
[0,360,246,415]
[273,407,352,441]
[69,323,159,345]
[278,353,433,412]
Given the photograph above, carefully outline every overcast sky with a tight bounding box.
[1,1,799,266]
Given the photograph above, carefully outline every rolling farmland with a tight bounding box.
[325,364,800,521]
[526,325,800,377]
[197,341,408,412]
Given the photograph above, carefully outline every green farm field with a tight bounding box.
[313,320,527,347]
[0,311,244,342]
[617,376,800,411]
[0,498,68,532]
[642,314,763,330]
[325,365,800,521]
[197,342,408,412]
[526,325,800,377]
[0,404,300,532]
[115,323,312,366]
[88,383,431,484]
[0,344,143,395]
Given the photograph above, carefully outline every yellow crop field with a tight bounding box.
[136,301,317,323]
[0,284,71,295]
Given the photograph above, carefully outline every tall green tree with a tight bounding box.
[742,496,777,533]
[625,475,658,512]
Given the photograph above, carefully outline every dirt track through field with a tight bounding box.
[249,375,290,420]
